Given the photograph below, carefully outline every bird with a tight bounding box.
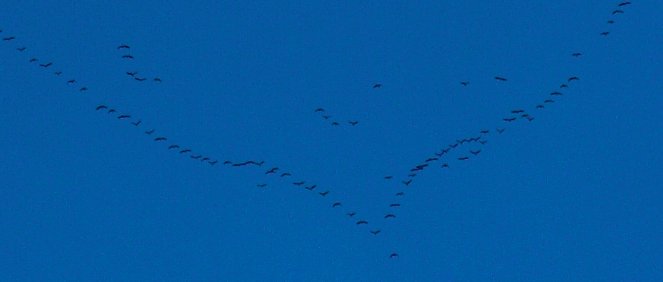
[54,71,62,76]
[67,79,76,84]
[190,155,202,159]
[572,52,582,57]
[356,220,368,225]
[314,108,325,112]
[154,77,162,82]
[39,62,52,68]
[293,181,305,186]
[168,145,180,150]
[280,172,292,177]
[2,36,16,41]
[480,129,489,134]
[425,157,439,162]
[526,116,535,122]
[402,179,413,186]
[223,161,232,165]
[79,87,88,92]
[373,83,382,88]
[618,2,631,7]
[257,184,267,188]
[117,115,131,119]
[384,176,393,180]
[347,212,356,217]
[600,31,610,36]
[154,137,167,141]
[134,77,147,82]
[460,81,469,86]
[550,91,563,96]
[331,121,340,126]
[145,129,156,135]
[131,120,142,126]
[470,149,481,155]
[179,149,192,154]
[568,76,580,82]
[395,192,404,196]
[389,203,401,208]
[607,20,615,24]
[441,163,449,168]
[494,76,508,81]
[121,54,134,59]
[322,115,331,120]
[305,185,316,191]
[201,157,211,162]
[319,191,330,197]
[496,128,505,134]
[16,47,26,52]
[389,253,399,259]
[208,160,219,166]
[560,84,568,88]
[503,117,517,122]
[96,105,108,111]
[544,99,555,104]
[265,167,279,174]
[126,71,138,77]
[511,109,525,114]
[384,214,396,219]
[536,104,544,109]
[612,10,624,15]
[332,202,342,208]
[117,44,130,49]
[370,230,381,235]
[348,120,359,126]
[108,109,117,114]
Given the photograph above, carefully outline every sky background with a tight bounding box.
[1,1,662,281]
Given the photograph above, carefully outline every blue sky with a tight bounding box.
[1,1,662,281]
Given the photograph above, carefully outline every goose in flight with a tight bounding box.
[256,184,267,188]
[511,109,525,114]
[560,84,568,88]
[322,115,331,120]
[332,202,342,208]
[145,129,155,135]
[494,76,508,81]
[370,229,381,235]
[135,77,147,82]
[54,71,62,76]
[331,121,340,126]
[425,157,439,162]
[190,155,202,159]
[79,87,88,92]
[319,190,330,197]
[39,62,53,68]
[117,44,130,49]
[201,157,210,162]
[460,81,469,86]
[458,156,470,161]
[568,76,580,82]
[612,10,624,15]
[395,192,404,196]
[108,109,117,114]
[265,167,279,174]
[348,120,359,126]
[117,114,131,119]
[29,58,38,63]
[121,54,134,59]
[305,185,316,191]
[154,137,167,141]
[441,163,449,168]
[280,172,292,177]
[67,79,76,84]
[179,149,192,154]
[503,117,517,122]
[347,212,356,217]
[208,160,218,166]
[572,52,582,57]
[618,1,631,6]
[480,129,489,134]
[127,71,138,77]
[384,176,393,180]
[153,77,162,82]
[536,104,544,109]
[131,120,141,126]
[550,91,563,96]
[168,145,181,150]
[96,105,108,111]
[373,83,382,88]
[607,20,615,24]
[293,181,305,186]
[544,99,554,103]
[390,253,399,259]
[384,214,396,219]
[16,47,26,52]
[470,149,481,155]
[496,128,505,134]
[479,140,487,145]
[600,31,610,36]
[2,36,16,41]
[356,220,368,225]
[389,203,401,208]
[314,108,325,112]
[402,179,413,186]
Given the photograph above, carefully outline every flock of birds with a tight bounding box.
[1,1,633,259]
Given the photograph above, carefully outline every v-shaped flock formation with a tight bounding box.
[1,1,634,259]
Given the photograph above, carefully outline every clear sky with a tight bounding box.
[1,1,662,281]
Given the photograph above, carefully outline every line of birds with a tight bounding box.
[0,1,634,260]
[313,107,359,127]
[117,44,162,83]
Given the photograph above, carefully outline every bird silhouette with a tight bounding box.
[154,137,167,141]
[145,129,155,135]
[117,44,130,49]
[117,115,131,119]
[319,191,330,197]
[402,179,413,186]
[108,109,117,114]
[39,62,52,68]
[441,163,449,168]
[314,108,325,112]
[67,79,76,84]
[280,172,292,177]
[96,105,108,111]
[347,212,356,217]
[384,176,393,180]
[458,156,469,161]
[572,52,582,57]
[496,128,506,134]
[127,71,137,77]
[470,150,481,155]
[305,185,316,191]
[16,47,26,52]
[503,117,517,122]
[208,160,219,166]
[322,115,331,120]
[389,253,399,259]
[2,36,16,41]
[607,20,615,24]
[79,87,88,92]
[560,84,568,88]
[612,10,624,15]
[618,1,631,6]
[122,54,134,59]
[600,31,610,36]
[293,181,305,186]
[153,77,162,82]
[190,155,202,159]
[131,120,141,126]
[54,71,62,76]
[544,99,555,103]
[348,120,359,126]
[29,58,38,63]
[265,167,279,174]
[332,202,342,208]
[536,104,544,109]
[395,192,404,196]
[168,145,181,150]
[370,229,381,235]
[460,81,469,86]
[356,220,368,225]
[331,121,340,126]
[257,184,267,188]
[134,77,147,82]
[480,129,489,134]
[179,149,192,154]
[373,83,382,88]
[479,140,487,145]
[494,76,508,81]
[568,76,580,82]
[384,214,396,219]
[511,109,525,114]
[389,203,401,208]
[550,91,563,96]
